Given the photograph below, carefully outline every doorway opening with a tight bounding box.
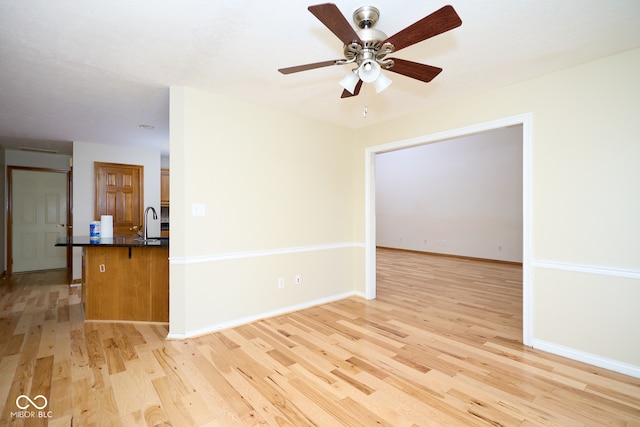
[364,113,533,346]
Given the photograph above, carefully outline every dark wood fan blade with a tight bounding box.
[308,3,362,46]
[340,79,363,98]
[386,58,442,82]
[382,5,461,53]
[278,60,340,74]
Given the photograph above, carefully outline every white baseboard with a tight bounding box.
[531,338,640,379]
[167,291,362,340]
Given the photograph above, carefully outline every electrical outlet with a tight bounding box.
[295,274,301,285]
[278,278,285,289]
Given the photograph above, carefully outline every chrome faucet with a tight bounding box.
[142,206,157,241]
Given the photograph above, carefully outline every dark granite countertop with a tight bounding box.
[56,235,169,247]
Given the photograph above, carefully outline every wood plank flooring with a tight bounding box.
[1,249,639,426]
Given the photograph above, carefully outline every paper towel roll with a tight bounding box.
[100,215,114,238]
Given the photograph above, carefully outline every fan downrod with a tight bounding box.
[353,6,380,29]
[343,6,391,63]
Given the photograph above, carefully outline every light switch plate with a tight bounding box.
[192,203,206,217]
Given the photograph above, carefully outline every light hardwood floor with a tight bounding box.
[1,249,639,426]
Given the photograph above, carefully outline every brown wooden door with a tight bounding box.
[95,162,143,235]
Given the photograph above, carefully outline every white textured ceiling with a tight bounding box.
[1,1,639,156]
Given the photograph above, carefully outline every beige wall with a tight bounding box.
[169,87,360,337]
[354,48,640,373]
[169,48,639,376]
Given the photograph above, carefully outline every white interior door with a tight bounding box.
[12,169,68,272]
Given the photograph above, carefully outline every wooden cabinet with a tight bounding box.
[149,248,169,322]
[161,168,170,207]
[83,246,169,322]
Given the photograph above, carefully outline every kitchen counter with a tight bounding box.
[56,234,168,247]
[56,235,168,322]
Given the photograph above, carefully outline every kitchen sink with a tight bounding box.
[133,237,168,245]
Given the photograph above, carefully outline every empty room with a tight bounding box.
[1,1,639,425]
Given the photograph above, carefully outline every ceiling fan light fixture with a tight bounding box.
[281,4,462,99]
[374,71,392,93]
[358,59,380,83]
[339,70,360,94]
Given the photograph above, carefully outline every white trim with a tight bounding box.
[533,259,640,279]
[521,114,534,347]
[170,241,364,264]
[364,113,534,345]
[532,338,640,379]
[364,148,377,300]
[167,291,362,339]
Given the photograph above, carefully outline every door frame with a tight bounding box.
[364,113,533,346]
[7,166,72,276]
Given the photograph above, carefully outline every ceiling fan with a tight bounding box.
[278,3,462,98]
